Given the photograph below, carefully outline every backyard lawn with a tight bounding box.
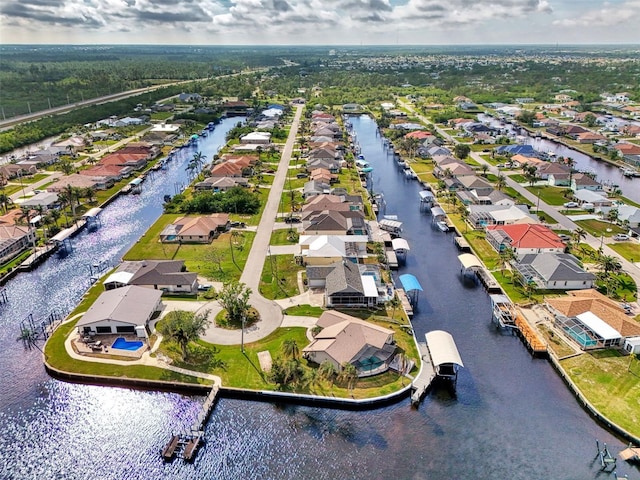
[269,229,299,246]
[525,185,572,206]
[259,254,303,300]
[561,350,640,438]
[608,242,640,263]
[574,219,625,238]
[124,214,255,283]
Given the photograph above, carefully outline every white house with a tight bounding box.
[76,286,162,336]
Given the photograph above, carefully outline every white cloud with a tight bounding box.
[552,0,640,27]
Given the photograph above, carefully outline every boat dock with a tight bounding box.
[162,384,219,462]
[453,236,471,252]
[475,267,501,293]
[396,288,413,318]
[514,311,547,356]
[411,342,436,405]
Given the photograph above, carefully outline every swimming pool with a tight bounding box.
[112,337,144,351]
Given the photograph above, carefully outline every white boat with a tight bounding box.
[436,221,449,232]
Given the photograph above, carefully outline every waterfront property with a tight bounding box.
[160,214,230,244]
[424,330,464,388]
[103,260,198,294]
[76,285,162,336]
[303,310,396,377]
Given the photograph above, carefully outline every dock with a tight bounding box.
[475,267,501,293]
[453,236,471,252]
[162,384,219,462]
[396,288,413,318]
[514,311,547,356]
[411,342,436,405]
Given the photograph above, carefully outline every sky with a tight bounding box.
[0,0,639,45]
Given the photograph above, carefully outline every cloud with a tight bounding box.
[552,0,640,28]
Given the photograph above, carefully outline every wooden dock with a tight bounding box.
[162,384,219,462]
[454,236,471,252]
[476,267,501,293]
[411,342,436,405]
[396,288,413,318]
[514,312,547,356]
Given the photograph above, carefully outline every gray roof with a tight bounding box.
[108,260,196,287]
[517,253,596,283]
[77,285,162,327]
[325,261,364,296]
[306,265,336,280]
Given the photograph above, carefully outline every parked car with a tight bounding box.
[558,234,571,242]
[284,215,301,224]
[229,221,246,228]
[197,284,212,291]
[613,233,630,241]
[563,202,578,208]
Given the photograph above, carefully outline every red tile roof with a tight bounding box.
[486,223,565,249]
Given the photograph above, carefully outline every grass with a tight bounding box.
[561,351,640,438]
[502,186,533,206]
[597,272,637,302]
[574,219,625,238]
[283,305,325,317]
[269,229,299,246]
[508,174,527,183]
[538,325,575,357]
[0,249,32,275]
[608,242,640,263]
[44,320,207,385]
[123,214,255,283]
[13,173,51,185]
[259,254,303,300]
[525,185,572,206]
[410,161,434,174]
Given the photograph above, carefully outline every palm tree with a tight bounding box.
[282,339,300,360]
[480,163,489,177]
[61,184,80,225]
[597,255,622,278]
[83,187,96,204]
[0,191,12,213]
[388,294,401,320]
[571,227,587,251]
[318,360,336,387]
[495,174,506,191]
[338,363,358,393]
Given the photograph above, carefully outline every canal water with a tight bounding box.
[0,115,634,479]
[478,113,640,204]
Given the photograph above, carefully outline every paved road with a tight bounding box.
[200,104,304,345]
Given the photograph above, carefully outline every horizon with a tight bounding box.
[1,1,639,45]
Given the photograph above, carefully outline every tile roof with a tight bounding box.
[486,223,565,249]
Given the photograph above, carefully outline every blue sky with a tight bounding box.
[0,0,638,45]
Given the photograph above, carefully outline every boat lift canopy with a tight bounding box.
[419,190,435,202]
[50,228,75,243]
[392,238,410,252]
[431,206,445,217]
[425,330,464,368]
[398,274,423,292]
[82,207,103,218]
[458,253,482,270]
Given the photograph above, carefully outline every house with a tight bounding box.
[468,204,537,229]
[617,205,640,229]
[614,143,640,156]
[100,153,148,170]
[576,132,607,144]
[0,224,35,264]
[0,164,37,180]
[160,214,230,244]
[48,174,111,192]
[512,253,596,290]
[302,310,396,376]
[486,223,565,256]
[210,162,243,178]
[80,164,131,181]
[571,173,602,192]
[240,132,271,145]
[20,192,60,211]
[76,285,162,336]
[302,210,368,236]
[538,162,570,181]
[306,157,341,173]
[303,180,331,199]
[194,176,248,192]
[495,145,537,156]
[302,193,363,214]
[324,260,378,308]
[546,289,640,350]
[298,234,369,265]
[178,93,203,103]
[103,260,198,294]
[309,168,337,184]
[573,190,612,209]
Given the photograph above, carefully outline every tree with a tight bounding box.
[454,143,470,160]
[523,164,539,186]
[217,281,252,328]
[0,191,12,213]
[495,173,506,191]
[282,339,300,360]
[584,113,597,127]
[337,362,358,393]
[480,163,489,177]
[388,294,401,320]
[157,309,211,361]
[229,230,243,270]
[517,110,536,127]
[607,208,619,224]
[58,158,75,175]
[83,186,96,204]
[596,255,622,278]
[204,247,225,275]
[571,227,587,251]
[318,360,336,386]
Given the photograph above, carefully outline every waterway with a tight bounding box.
[0,115,634,479]
[478,113,640,204]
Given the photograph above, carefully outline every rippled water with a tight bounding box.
[0,115,636,479]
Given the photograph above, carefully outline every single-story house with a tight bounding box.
[512,253,596,290]
[468,205,537,230]
[0,224,35,264]
[302,310,396,376]
[571,173,602,192]
[20,192,60,211]
[298,234,369,265]
[240,132,271,145]
[76,285,162,336]
[325,260,378,308]
[194,176,248,192]
[103,260,198,294]
[486,223,565,257]
[160,214,230,244]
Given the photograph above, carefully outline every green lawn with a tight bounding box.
[410,162,434,174]
[2,184,24,195]
[597,272,637,302]
[284,177,307,190]
[525,185,571,206]
[14,173,51,185]
[574,219,625,238]
[608,242,640,263]
[502,186,533,206]
[259,254,303,300]
[123,214,255,283]
[269,229,299,246]
[508,174,527,183]
[283,305,325,317]
[561,351,640,438]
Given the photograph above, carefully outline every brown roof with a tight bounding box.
[172,214,229,236]
[547,289,640,337]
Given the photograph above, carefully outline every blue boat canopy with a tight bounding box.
[399,274,423,292]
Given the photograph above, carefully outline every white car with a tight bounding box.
[563,202,578,208]
[613,234,630,241]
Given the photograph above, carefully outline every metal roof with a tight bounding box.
[419,190,435,201]
[50,228,75,242]
[392,238,410,252]
[431,206,445,217]
[82,207,103,218]
[398,274,423,292]
[458,253,482,270]
[425,330,464,368]
[576,312,621,341]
